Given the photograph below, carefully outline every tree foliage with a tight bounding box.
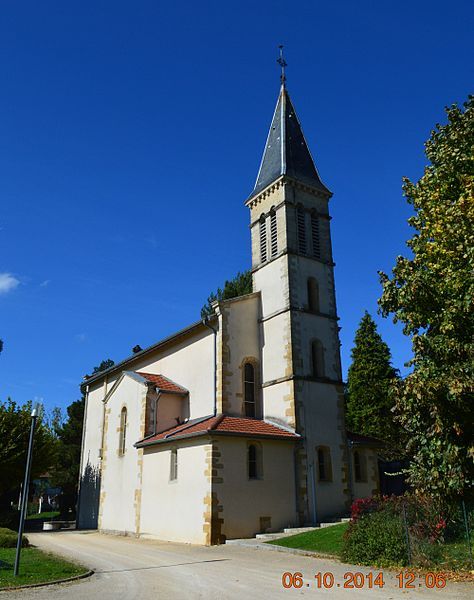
[345,312,400,447]
[201,270,252,318]
[379,96,474,499]
[0,399,57,500]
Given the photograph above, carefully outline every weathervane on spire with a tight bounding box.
[277,45,287,86]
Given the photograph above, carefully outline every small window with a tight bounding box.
[307,277,320,312]
[297,207,307,254]
[311,213,321,259]
[270,210,277,257]
[244,362,256,418]
[317,447,332,481]
[248,443,262,479]
[119,407,127,455]
[311,339,325,378]
[354,451,367,482]
[259,215,267,263]
[170,448,178,481]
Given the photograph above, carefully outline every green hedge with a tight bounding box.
[0,527,29,548]
[341,507,407,567]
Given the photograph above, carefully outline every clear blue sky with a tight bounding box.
[1,1,472,412]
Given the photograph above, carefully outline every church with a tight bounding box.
[77,71,380,545]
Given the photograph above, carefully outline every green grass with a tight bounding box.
[267,522,348,555]
[0,547,87,589]
[26,511,60,521]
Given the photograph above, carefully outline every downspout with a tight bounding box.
[76,383,89,529]
[347,438,355,506]
[309,462,318,525]
[202,316,217,416]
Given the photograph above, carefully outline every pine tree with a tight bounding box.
[346,312,399,445]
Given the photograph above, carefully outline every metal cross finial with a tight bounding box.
[277,45,287,86]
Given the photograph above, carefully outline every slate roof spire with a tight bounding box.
[251,54,330,197]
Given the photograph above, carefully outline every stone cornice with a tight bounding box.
[245,176,332,209]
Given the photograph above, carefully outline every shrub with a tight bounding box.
[0,527,29,548]
[342,505,408,567]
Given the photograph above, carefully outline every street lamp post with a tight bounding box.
[14,404,39,577]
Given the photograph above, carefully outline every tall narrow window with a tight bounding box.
[270,210,277,257]
[119,407,127,455]
[248,444,262,479]
[311,339,325,378]
[307,277,320,312]
[170,448,178,481]
[259,215,267,263]
[317,447,332,481]
[311,213,321,259]
[244,362,256,417]
[297,207,307,254]
[354,451,367,482]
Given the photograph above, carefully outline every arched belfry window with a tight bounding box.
[270,209,277,257]
[311,339,325,378]
[311,213,321,259]
[119,407,127,455]
[244,362,257,418]
[259,215,267,263]
[297,206,307,255]
[307,277,320,312]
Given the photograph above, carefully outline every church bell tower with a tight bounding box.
[246,59,349,523]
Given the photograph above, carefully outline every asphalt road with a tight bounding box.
[2,531,472,599]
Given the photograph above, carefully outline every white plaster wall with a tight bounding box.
[352,448,380,500]
[99,375,146,534]
[300,381,347,520]
[140,440,210,544]
[222,294,260,416]
[214,438,297,539]
[155,392,187,433]
[262,380,293,424]
[259,311,291,385]
[253,255,289,317]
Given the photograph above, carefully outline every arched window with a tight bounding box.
[270,209,277,257]
[317,446,332,481]
[307,277,320,312]
[170,448,178,481]
[119,407,127,455]
[248,443,262,479]
[311,339,325,378]
[311,213,321,259]
[244,362,256,418]
[297,207,307,254]
[259,215,267,263]
[354,451,367,482]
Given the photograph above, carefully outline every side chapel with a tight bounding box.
[77,71,380,544]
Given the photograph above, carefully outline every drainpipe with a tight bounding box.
[202,316,217,416]
[309,462,318,525]
[76,383,89,529]
[347,438,355,506]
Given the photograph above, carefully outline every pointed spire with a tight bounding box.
[251,58,330,198]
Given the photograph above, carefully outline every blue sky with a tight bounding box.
[1,1,472,412]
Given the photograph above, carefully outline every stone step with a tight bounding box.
[255,532,297,540]
[283,526,319,534]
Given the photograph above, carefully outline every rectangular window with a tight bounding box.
[170,449,178,481]
[259,217,267,263]
[311,214,321,259]
[317,447,332,481]
[297,208,307,254]
[270,212,277,257]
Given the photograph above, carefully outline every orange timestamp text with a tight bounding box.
[281,571,447,590]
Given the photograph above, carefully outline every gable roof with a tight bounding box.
[136,372,188,394]
[135,414,299,447]
[250,84,330,198]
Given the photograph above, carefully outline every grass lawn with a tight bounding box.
[267,522,348,556]
[0,547,88,589]
[26,511,60,521]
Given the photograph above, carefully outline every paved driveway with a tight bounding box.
[2,531,472,599]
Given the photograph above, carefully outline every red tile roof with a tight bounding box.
[136,372,188,394]
[135,414,299,447]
